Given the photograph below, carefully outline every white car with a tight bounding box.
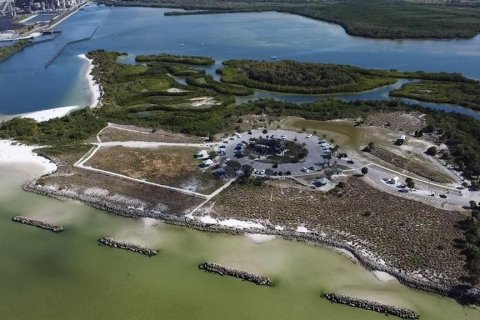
[306,134,312,138]
[301,167,309,173]
[259,169,266,175]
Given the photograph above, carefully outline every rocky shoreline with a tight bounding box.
[12,215,64,232]
[98,237,158,257]
[199,261,272,286]
[324,293,420,319]
[24,181,480,306]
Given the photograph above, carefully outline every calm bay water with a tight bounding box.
[1,163,480,319]
[0,5,480,116]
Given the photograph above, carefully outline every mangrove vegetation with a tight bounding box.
[392,80,480,111]
[219,59,475,95]
[99,0,480,39]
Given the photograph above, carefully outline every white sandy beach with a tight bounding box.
[0,140,57,174]
[79,53,102,108]
[0,52,101,124]
[21,106,79,122]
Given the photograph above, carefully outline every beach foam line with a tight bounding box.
[245,233,276,244]
[0,140,57,174]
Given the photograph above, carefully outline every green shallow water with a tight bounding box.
[1,163,479,320]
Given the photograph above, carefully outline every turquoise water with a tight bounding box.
[0,5,479,115]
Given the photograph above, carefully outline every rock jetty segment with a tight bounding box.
[12,216,64,232]
[324,293,420,319]
[97,237,159,257]
[199,261,272,286]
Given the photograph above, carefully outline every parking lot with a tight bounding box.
[218,129,333,176]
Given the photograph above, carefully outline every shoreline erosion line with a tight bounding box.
[199,261,272,286]
[23,180,480,306]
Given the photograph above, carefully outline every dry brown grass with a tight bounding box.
[370,147,453,183]
[99,125,205,143]
[85,146,224,194]
[365,111,426,133]
[87,146,198,183]
[209,178,467,283]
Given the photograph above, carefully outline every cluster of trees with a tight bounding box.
[391,80,480,111]
[221,60,397,94]
[459,204,480,285]
[135,54,214,65]
[0,108,107,155]
[424,112,480,179]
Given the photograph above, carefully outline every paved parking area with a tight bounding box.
[218,129,332,176]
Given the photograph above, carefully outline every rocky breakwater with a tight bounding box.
[98,237,159,257]
[199,261,272,286]
[12,216,64,232]
[324,293,420,319]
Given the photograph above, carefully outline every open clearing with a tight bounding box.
[84,145,224,194]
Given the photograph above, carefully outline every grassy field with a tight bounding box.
[85,145,225,194]
[391,81,480,111]
[100,0,480,39]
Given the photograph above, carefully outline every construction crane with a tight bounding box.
[0,0,16,16]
